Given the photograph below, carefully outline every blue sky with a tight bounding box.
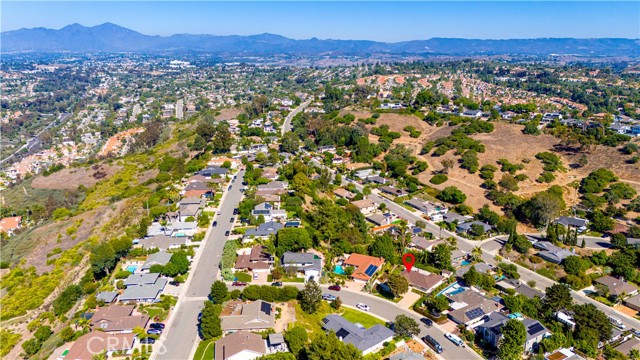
[2,1,639,41]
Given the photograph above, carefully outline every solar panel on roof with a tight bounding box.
[465,307,485,320]
[261,302,272,315]
[527,323,544,335]
[336,328,351,339]
[364,265,378,277]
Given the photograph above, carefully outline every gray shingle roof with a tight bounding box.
[119,278,168,302]
[322,314,394,353]
[141,251,173,271]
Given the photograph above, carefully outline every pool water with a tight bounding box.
[126,265,138,273]
[334,265,345,275]
[461,260,471,266]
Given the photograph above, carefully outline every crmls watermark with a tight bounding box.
[86,336,168,358]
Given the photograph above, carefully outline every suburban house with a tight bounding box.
[140,251,173,273]
[180,197,205,206]
[267,333,287,353]
[321,314,395,355]
[138,235,189,251]
[366,213,395,227]
[281,251,322,282]
[252,203,288,222]
[496,278,545,300]
[198,166,228,177]
[89,305,149,333]
[594,275,639,298]
[409,237,445,252]
[623,293,640,311]
[401,268,445,294]
[343,253,385,283]
[208,157,240,169]
[554,216,589,232]
[613,337,640,357]
[0,216,22,235]
[61,332,136,360]
[404,199,448,221]
[351,199,377,215]
[476,312,550,352]
[235,245,272,272]
[96,291,118,304]
[379,186,409,197]
[333,188,356,200]
[183,181,213,198]
[256,181,288,196]
[534,242,575,264]
[544,348,586,360]
[443,212,472,224]
[178,203,201,222]
[120,273,168,303]
[456,221,492,235]
[446,289,502,326]
[220,301,275,332]
[366,176,388,185]
[461,109,482,118]
[214,331,267,360]
[244,221,283,239]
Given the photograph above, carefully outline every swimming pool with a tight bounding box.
[126,265,138,273]
[334,265,345,275]
[461,260,471,266]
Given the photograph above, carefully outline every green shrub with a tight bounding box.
[430,174,448,185]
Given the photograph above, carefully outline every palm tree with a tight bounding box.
[472,246,483,262]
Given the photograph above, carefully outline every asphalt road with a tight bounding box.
[281,100,311,135]
[155,170,246,360]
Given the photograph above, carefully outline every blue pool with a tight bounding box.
[126,265,138,273]
[461,260,471,266]
[334,265,345,275]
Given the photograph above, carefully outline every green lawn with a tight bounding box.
[234,272,252,282]
[193,339,216,360]
[294,302,333,335]
[282,277,304,283]
[341,308,386,328]
[142,306,166,320]
[214,193,223,201]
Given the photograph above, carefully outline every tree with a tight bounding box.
[276,228,312,256]
[393,315,420,337]
[499,174,519,192]
[210,280,228,304]
[280,132,300,154]
[369,235,396,263]
[22,339,41,356]
[306,331,362,360]
[199,301,222,340]
[429,244,452,270]
[498,319,527,360]
[60,326,75,342]
[544,284,572,313]
[34,326,53,342]
[428,295,450,312]
[284,326,308,358]
[562,256,585,276]
[331,296,342,310]
[573,303,613,342]
[90,243,116,277]
[211,124,233,154]
[589,211,615,232]
[386,273,409,297]
[291,172,312,196]
[463,265,481,286]
[441,159,454,174]
[53,284,83,316]
[437,186,467,204]
[299,280,322,314]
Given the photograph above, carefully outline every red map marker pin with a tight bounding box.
[402,253,415,273]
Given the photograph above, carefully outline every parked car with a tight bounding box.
[230,217,235,223]
[420,317,433,327]
[217,211,221,215]
[212,221,217,227]
[322,294,337,301]
[150,323,165,329]
[147,329,162,335]
[253,273,259,280]
[445,333,464,347]
[422,335,443,354]
[228,185,232,190]
[140,338,156,344]
[225,231,230,236]
[271,282,283,287]
[356,303,370,311]
[328,285,341,291]
[233,208,239,215]
[232,281,247,287]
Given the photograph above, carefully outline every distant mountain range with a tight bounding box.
[2,23,639,57]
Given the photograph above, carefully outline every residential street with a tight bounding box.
[281,100,311,135]
[154,170,245,360]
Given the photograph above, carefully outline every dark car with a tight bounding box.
[230,217,235,223]
[228,185,232,190]
[147,329,162,335]
[233,208,239,215]
[150,323,165,329]
[271,282,283,287]
[225,231,230,236]
[420,317,433,327]
[140,338,156,344]
[328,285,341,291]
[232,281,247,287]
[242,181,248,186]
[212,221,217,227]
[422,335,443,354]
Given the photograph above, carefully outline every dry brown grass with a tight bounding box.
[217,108,242,121]
[31,164,121,190]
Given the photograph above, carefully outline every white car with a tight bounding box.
[356,303,370,312]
